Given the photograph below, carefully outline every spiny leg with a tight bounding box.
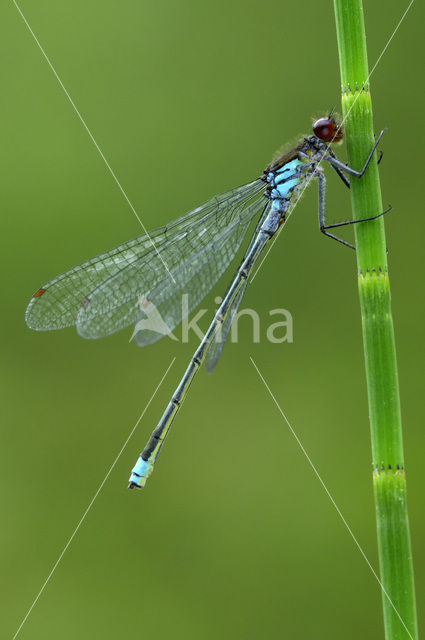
[324,128,386,179]
[317,172,392,250]
[330,162,350,189]
[328,138,384,189]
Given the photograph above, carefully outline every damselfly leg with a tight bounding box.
[324,128,386,179]
[318,172,392,249]
[320,130,390,249]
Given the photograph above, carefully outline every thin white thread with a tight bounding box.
[250,0,414,282]
[12,357,176,640]
[12,0,176,284]
[250,357,414,640]
[367,0,414,81]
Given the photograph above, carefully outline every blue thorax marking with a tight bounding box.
[276,158,302,176]
[267,157,305,207]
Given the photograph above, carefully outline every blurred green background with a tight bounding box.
[1,1,423,637]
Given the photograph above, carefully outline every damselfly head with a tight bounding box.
[312,117,343,143]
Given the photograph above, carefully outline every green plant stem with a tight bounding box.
[333,2,418,638]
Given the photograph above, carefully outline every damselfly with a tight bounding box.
[26,116,388,489]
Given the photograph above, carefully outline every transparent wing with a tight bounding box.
[205,277,248,373]
[76,180,267,341]
[25,179,264,333]
[204,208,268,372]
[132,205,257,346]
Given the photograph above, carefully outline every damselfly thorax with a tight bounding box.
[263,137,327,217]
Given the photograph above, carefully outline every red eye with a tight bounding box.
[313,118,335,141]
[313,117,343,142]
